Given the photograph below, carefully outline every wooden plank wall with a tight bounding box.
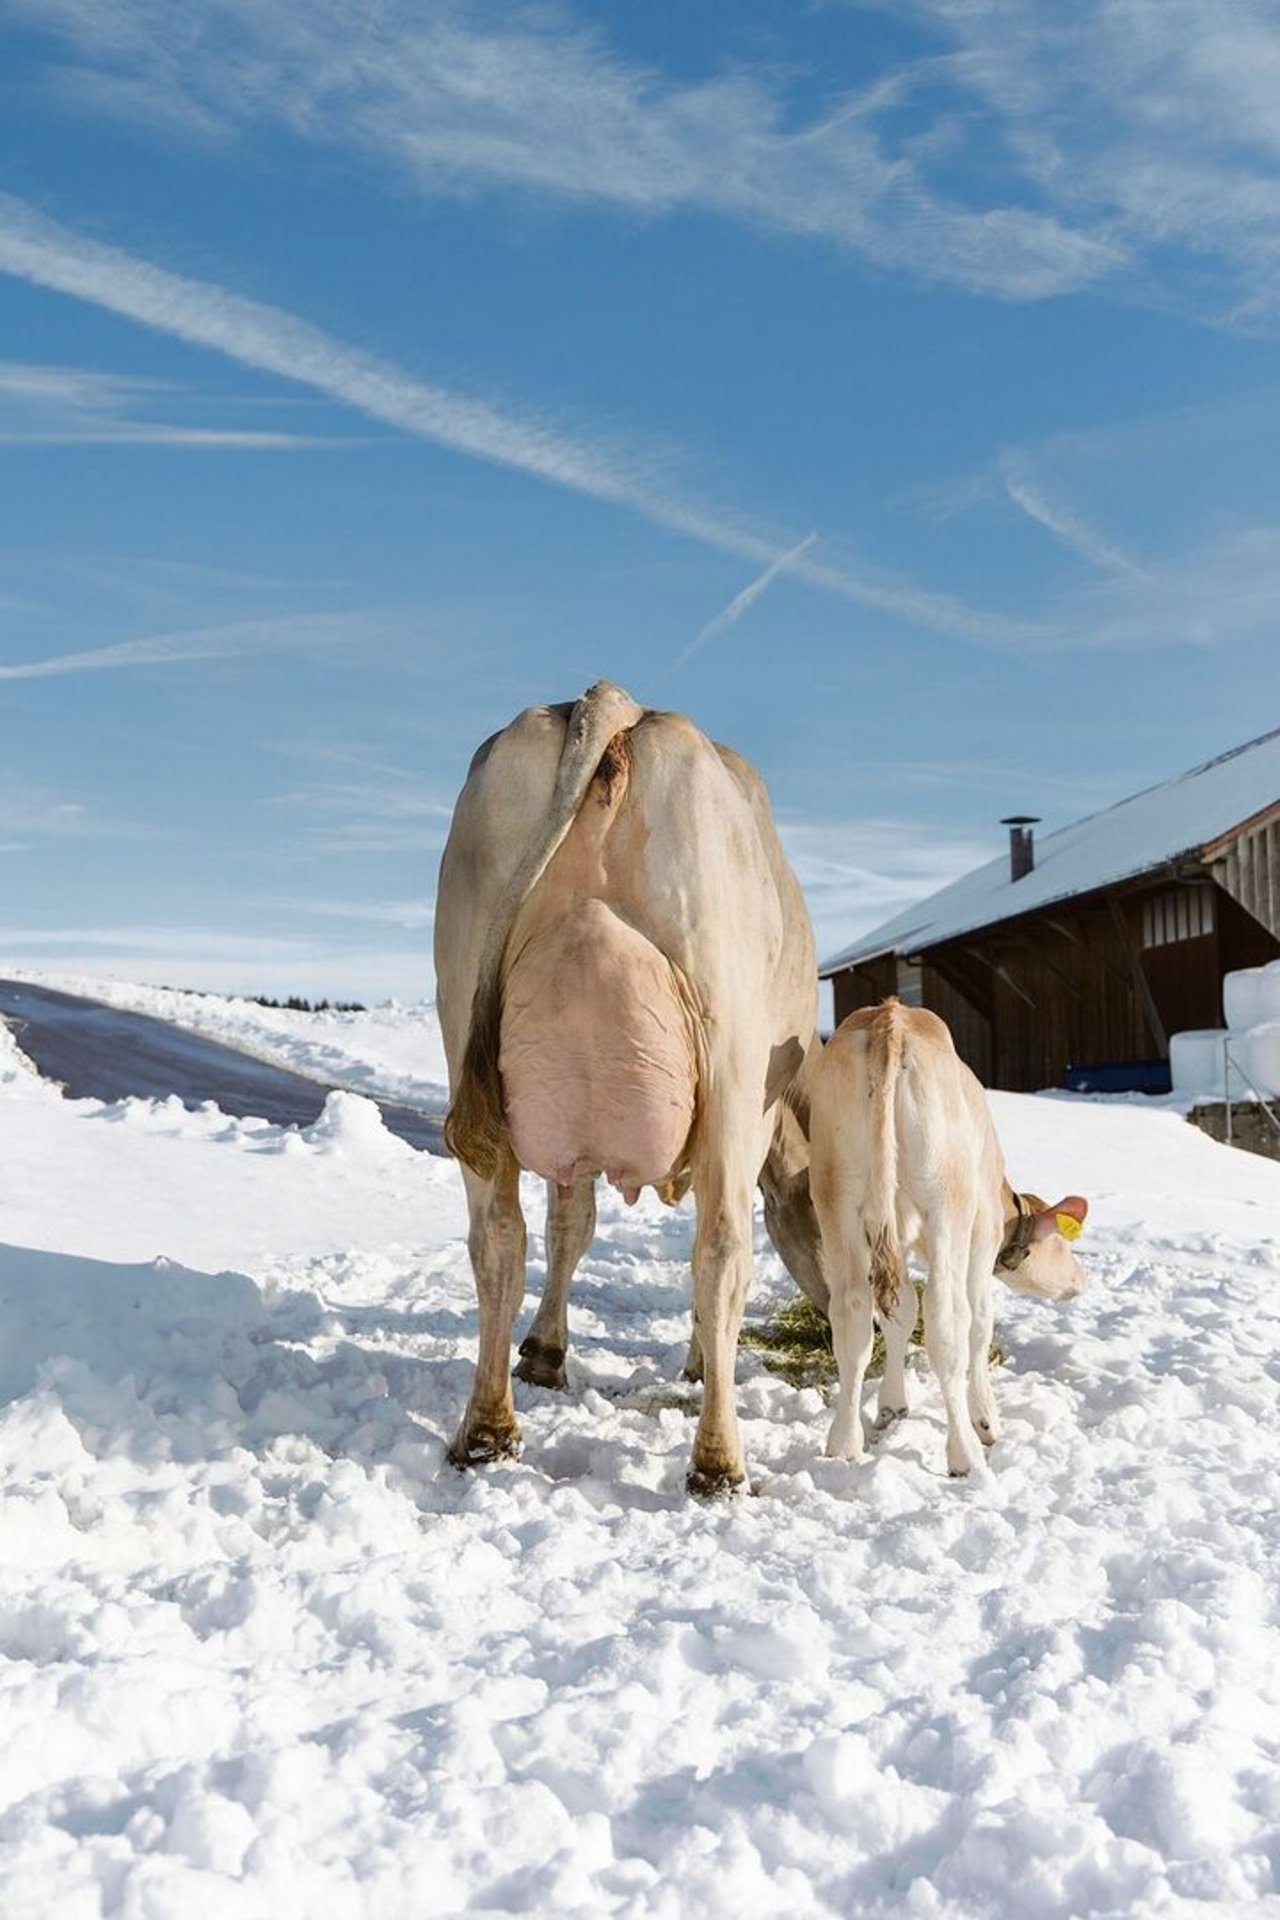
[1211,808,1280,939]
[929,892,1162,1090]
[829,956,897,1030]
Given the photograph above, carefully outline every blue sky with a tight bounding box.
[2,0,1278,1000]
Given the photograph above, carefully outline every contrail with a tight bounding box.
[672,532,819,671]
[0,190,1038,648]
[0,613,375,681]
[999,453,1145,578]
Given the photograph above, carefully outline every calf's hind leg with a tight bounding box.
[875,1274,918,1430]
[966,1216,1003,1447]
[921,1213,985,1479]
[808,1179,876,1461]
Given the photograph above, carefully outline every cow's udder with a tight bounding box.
[499,899,696,1193]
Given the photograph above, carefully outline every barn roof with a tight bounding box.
[820,727,1280,977]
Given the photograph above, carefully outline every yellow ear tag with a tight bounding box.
[1055,1211,1083,1241]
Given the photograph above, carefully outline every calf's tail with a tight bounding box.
[864,998,907,1319]
[444,680,644,1179]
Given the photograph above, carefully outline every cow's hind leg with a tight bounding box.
[450,1156,527,1466]
[687,1148,758,1497]
[921,1215,985,1479]
[516,1175,596,1389]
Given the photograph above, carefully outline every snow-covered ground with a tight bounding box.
[1,983,1279,1918]
[0,970,451,1111]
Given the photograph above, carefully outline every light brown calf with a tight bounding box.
[809,999,1087,1476]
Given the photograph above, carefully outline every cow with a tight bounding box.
[435,681,820,1494]
[808,999,1088,1477]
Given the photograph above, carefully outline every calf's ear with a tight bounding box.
[1031,1193,1088,1241]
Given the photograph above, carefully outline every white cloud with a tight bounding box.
[289,896,436,932]
[901,0,1280,325]
[777,815,995,967]
[269,772,455,857]
[0,774,149,841]
[9,2,1280,320]
[1045,521,1280,652]
[0,190,1033,648]
[3,0,1119,302]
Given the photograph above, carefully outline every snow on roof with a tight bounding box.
[820,727,1280,976]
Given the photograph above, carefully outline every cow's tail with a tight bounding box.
[864,998,907,1319]
[443,681,645,1179]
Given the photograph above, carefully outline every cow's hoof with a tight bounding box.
[515,1339,567,1391]
[686,1464,745,1500]
[873,1405,907,1432]
[975,1418,999,1448]
[449,1424,522,1469]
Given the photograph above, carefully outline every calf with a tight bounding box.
[808,999,1087,1476]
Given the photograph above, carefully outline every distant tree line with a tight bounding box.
[159,986,366,1014]
[249,994,367,1014]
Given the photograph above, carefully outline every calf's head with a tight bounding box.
[997,1192,1088,1301]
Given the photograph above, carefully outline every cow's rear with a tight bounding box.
[435,681,817,1492]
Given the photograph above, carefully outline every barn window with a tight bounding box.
[1140,887,1215,949]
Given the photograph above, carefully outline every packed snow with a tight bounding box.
[1,982,1279,1918]
[0,969,451,1112]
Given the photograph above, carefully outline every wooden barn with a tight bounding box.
[820,729,1280,1093]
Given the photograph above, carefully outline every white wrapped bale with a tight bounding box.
[1258,961,1280,1024]
[1238,1022,1280,1099]
[1223,968,1262,1030]
[1169,1029,1228,1100]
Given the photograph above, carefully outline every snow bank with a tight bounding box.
[1,969,451,1112]
[1,990,1279,1916]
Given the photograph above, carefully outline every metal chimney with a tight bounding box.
[1001,815,1040,882]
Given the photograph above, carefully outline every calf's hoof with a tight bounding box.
[686,1462,745,1500]
[946,1449,985,1479]
[449,1421,522,1469]
[873,1405,907,1433]
[975,1417,999,1448]
[515,1338,567,1391]
[825,1413,865,1463]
